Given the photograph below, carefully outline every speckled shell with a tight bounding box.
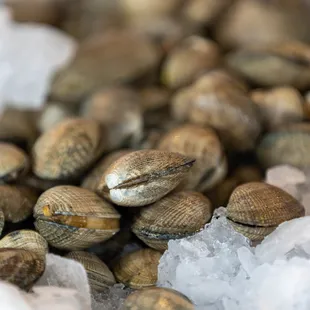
[158,124,227,191]
[34,186,120,250]
[257,123,310,169]
[227,182,305,240]
[161,36,221,89]
[114,249,161,289]
[97,150,195,207]
[122,287,194,310]
[0,230,48,259]
[66,251,116,291]
[0,185,38,223]
[0,143,28,183]
[227,42,310,90]
[32,118,104,180]
[0,248,45,290]
[132,191,212,251]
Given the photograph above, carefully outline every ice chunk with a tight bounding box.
[0,6,76,112]
[36,254,91,309]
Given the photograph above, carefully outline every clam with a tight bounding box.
[0,230,48,259]
[158,124,227,191]
[66,251,116,291]
[122,287,194,310]
[0,248,45,290]
[113,249,161,289]
[97,150,195,207]
[0,143,28,183]
[82,150,133,192]
[226,182,305,241]
[132,191,212,251]
[34,186,120,250]
[257,123,310,169]
[32,118,104,180]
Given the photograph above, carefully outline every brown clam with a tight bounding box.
[122,287,194,310]
[0,143,28,183]
[158,124,227,191]
[226,182,305,241]
[66,251,116,291]
[114,249,161,289]
[34,186,120,250]
[132,191,212,251]
[32,118,104,180]
[97,150,195,207]
[257,123,310,169]
[0,230,48,259]
[0,248,45,290]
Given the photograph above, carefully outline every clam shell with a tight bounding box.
[0,248,45,290]
[32,118,104,180]
[34,186,120,250]
[158,124,226,191]
[0,230,48,259]
[122,287,194,310]
[132,191,212,251]
[0,143,28,183]
[97,150,195,207]
[66,251,115,291]
[114,249,161,289]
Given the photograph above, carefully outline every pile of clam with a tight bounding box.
[2,0,310,308]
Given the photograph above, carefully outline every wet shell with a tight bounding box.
[0,248,45,290]
[226,182,305,240]
[114,249,161,289]
[0,230,48,259]
[257,123,310,169]
[0,185,38,223]
[32,118,104,180]
[66,251,116,291]
[0,143,28,183]
[97,150,195,207]
[34,186,120,250]
[158,124,227,191]
[132,191,212,251]
[82,150,132,192]
[122,287,194,310]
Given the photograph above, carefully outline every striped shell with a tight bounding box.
[97,150,195,207]
[0,248,45,290]
[32,118,104,180]
[114,249,161,289]
[158,124,227,191]
[226,182,305,241]
[0,143,28,183]
[121,287,194,310]
[132,191,212,251]
[34,186,120,250]
[66,251,115,291]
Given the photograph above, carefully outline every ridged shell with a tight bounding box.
[121,287,194,310]
[0,143,28,183]
[257,123,310,169]
[158,124,227,191]
[32,118,104,180]
[0,248,45,290]
[97,150,195,207]
[34,186,120,250]
[132,191,212,251]
[227,182,305,240]
[0,230,48,259]
[82,150,132,192]
[114,249,161,289]
[0,185,38,223]
[66,251,115,291]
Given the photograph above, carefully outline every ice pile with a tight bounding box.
[158,208,310,310]
[0,6,76,112]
